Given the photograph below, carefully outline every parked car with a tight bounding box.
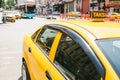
[22,20,120,80]
[107,12,120,19]
[67,12,81,17]
[13,11,22,19]
[3,11,16,22]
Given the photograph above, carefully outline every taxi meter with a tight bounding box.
[90,11,107,21]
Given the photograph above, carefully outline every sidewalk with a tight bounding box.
[36,15,60,20]
[36,15,83,20]
[45,15,60,20]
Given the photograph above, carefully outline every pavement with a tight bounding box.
[36,15,61,20]
[36,15,83,20]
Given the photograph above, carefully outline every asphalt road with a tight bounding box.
[0,17,50,80]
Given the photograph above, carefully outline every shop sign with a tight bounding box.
[76,5,80,9]
[63,0,73,2]
[18,0,35,5]
[26,0,35,5]
[26,0,35,3]
[110,1,120,4]
[51,0,55,2]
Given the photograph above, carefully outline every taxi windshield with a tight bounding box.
[96,38,120,77]
[4,11,13,14]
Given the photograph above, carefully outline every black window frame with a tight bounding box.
[31,29,41,41]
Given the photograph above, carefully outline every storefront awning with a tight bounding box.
[106,4,120,8]
[107,0,120,8]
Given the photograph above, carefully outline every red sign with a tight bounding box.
[107,4,120,7]
[51,0,55,2]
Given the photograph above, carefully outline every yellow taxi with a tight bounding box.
[3,11,16,22]
[108,12,120,19]
[13,11,22,19]
[22,19,120,80]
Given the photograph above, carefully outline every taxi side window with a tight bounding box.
[36,27,58,55]
[54,34,101,80]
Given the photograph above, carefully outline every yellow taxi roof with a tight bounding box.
[54,20,120,39]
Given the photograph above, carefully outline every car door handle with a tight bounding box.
[28,47,31,53]
[45,71,52,80]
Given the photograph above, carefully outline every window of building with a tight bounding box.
[54,34,101,80]
[36,27,58,55]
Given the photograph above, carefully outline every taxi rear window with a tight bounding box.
[96,38,120,77]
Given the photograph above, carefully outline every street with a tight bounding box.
[0,17,50,80]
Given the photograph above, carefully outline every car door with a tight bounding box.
[27,25,66,80]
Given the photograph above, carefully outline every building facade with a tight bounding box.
[61,0,90,14]
[106,0,120,13]
[23,0,120,15]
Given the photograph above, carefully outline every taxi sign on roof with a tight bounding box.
[90,11,107,21]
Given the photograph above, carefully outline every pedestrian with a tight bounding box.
[102,3,106,11]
